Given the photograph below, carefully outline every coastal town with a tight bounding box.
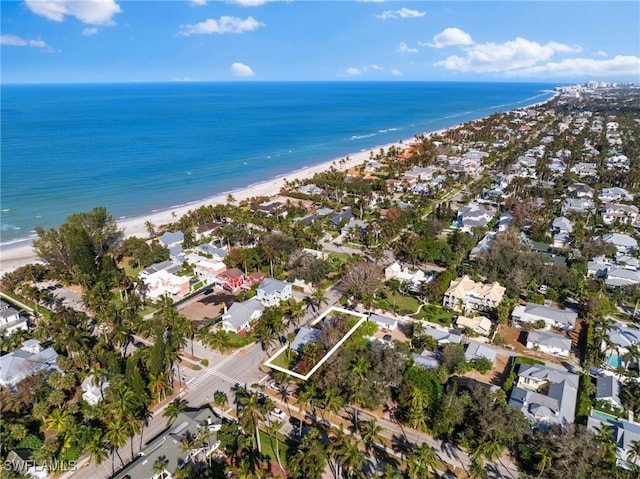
[3,82,640,479]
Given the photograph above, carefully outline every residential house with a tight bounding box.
[330,210,355,228]
[455,202,496,232]
[194,244,228,262]
[298,184,324,196]
[605,324,640,365]
[256,200,287,217]
[113,406,222,479]
[496,212,514,232]
[142,269,190,300]
[255,278,293,307]
[550,216,573,248]
[421,326,463,346]
[595,375,623,409]
[587,416,640,467]
[403,166,438,181]
[4,450,47,479]
[601,203,639,226]
[369,313,398,331]
[588,254,640,287]
[220,300,264,333]
[412,351,440,370]
[526,330,572,357]
[139,260,181,280]
[599,187,632,202]
[384,262,431,291]
[567,183,595,198]
[0,339,59,388]
[511,302,578,331]
[455,315,493,336]
[219,268,246,291]
[243,271,266,290]
[80,374,110,405]
[570,162,598,178]
[290,326,322,354]
[194,260,227,282]
[0,300,27,333]
[469,232,497,259]
[195,222,219,241]
[442,275,505,313]
[341,218,368,241]
[158,231,184,248]
[561,198,595,215]
[508,364,579,428]
[600,233,638,254]
[464,342,498,363]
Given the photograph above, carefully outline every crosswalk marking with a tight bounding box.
[188,355,241,392]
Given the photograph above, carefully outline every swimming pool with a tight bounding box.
[606,353,622,368]
[590,409,620,424]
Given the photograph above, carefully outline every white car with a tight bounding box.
[271,408,286,420]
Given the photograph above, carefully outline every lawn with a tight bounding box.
[415,303,456,324]
[226,331,256,348]
[258,429,290,466]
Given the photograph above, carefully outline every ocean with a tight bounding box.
[0,81,557,245]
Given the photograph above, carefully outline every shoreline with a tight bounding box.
[0,91,558,276]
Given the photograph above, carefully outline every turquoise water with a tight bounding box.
[591,409,620,424]
[1,82,557,244]
[607,353,622,368]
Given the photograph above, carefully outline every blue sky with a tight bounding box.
[2,0,639,83]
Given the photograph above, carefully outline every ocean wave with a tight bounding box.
[1,209,9,212]
[350,133,377,140]
[1,223,21,231]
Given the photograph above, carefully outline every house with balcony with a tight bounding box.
[255,278,293,307]
[220,300,264,333]
[194,260,227,282]
[142,269,190,300]
[0,339,59,388]
[511,302,578,331]
[0,300,27,333]
[601,203,639,226]
[442,275,505,313]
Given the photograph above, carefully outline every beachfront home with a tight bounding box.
[0,339,59,388]
[220,300,264,333]
[158,231,184,247]
[526,330,572,357]
[442,275,505,313]
[255,278,293,307]
[508,364,579,428]
[0,300,27,333]
[195,222,219,241]
[511,302,578,331]
[139,260,181,280]
[113,405,222,479]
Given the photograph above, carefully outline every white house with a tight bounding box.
[0,300,27,333]
[551,216,573,249]
[81,374,110,405]
[599,187,632,202]
[0,339,59,388]
[511,302,578,331]
[384,262,431,291]
[142,269,190,300]
[600,233,638,254]
[600,203,639,226]
[455,315,493,336]
[369,313,397,331]
[194,260,227,282]
[255,279,293,307]
[221,300,265,333]
[526,330,572,357]
[455,202,496,232]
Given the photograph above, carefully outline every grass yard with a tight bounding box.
[226,331,256,348]
[415,303,456,324]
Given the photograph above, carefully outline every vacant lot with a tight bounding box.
[179,290,239,328]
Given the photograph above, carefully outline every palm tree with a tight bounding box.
[312,288,329,314]
[360,418,383,460]
[163,398,187,427]
[627,439,640,466]
[266,419,284,468]
[213,390,229,412]
[468,454,488,479]
[535,446,554,479]
[104,419,129,474]
[86,430,109,466]
[322,387,344,419]
[152,455,170,477]
[238,392,266,454]
[406,443,437,479]
[202,328,230,354]
[622,343,640,369]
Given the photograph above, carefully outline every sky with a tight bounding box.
[1,0,639,84]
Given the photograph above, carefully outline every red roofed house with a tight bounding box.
[219,268,245,291]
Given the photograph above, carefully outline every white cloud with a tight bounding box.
[377,7,425,20]
[345,67,365,76]
[435,37,580,73]
[426,27,473,48]
[25,0,121,26]
[228,0,272,5]
[230,62,255,77]
[1,34,55,52]
[391,69,403,76]
[171,77,197,82]
[82,27,98,36]
[595,50,608,57]
[179,16,264,36]
[190,0,207,5]
[506,55,640,78]
[397,42,417,54]
[370,64,384,71]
